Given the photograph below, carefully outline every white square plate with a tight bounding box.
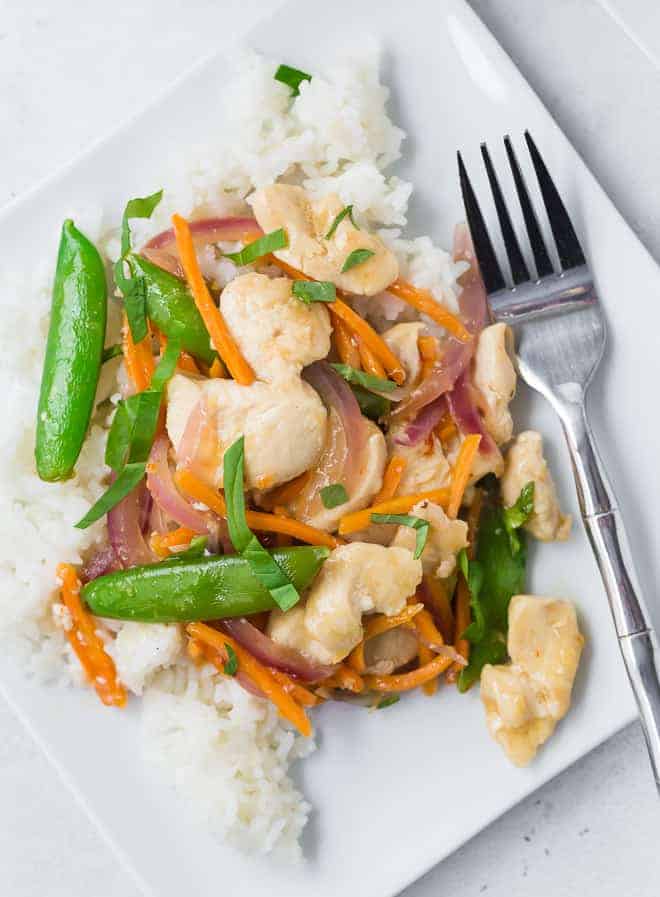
[2,0,658,895]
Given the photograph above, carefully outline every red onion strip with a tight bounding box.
[447,370,497,455]
[107,481,156,569]
[222,618,336,682]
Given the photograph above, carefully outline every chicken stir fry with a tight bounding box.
[40,171,581,765]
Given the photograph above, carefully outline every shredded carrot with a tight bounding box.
[175,469,340,549]
[417,334,438,383]
[57,564,126,707]
[446,577,471,684]
[363,651,454,692]
[347,603,423,673]
[187,638,204,664]
[436,413,458,445]
[122,313,155,392]
[270,670,323,707]
[150,526,195,558]
[208,357,227,378]
[447,434,481,519]
[421,575,455,643]
[413,606,447,696]
[322,664,364,693]
[172,214,254,385]
[358,338,387,378]
[338,487,450,536]
[418,645,437,695]
[267,255,405,384]
[388,279,471,342]
[372,455,406,505]
[333,317,361,368]
[188,623,312,736]
[258,471,311,510]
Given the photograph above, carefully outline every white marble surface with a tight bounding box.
[1,1,659,895]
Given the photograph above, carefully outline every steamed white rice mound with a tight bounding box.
[0,46,465,858]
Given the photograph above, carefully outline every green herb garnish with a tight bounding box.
[292,281,336,304]
[341,248,375,273]
[224,436,300,612]
[274,64,312,96]
[172,534,208,561]
[330,362,396,394]
[320,483,349,509]
[350,385,391,422]
[225,228,288,267]
[75,462,148,530]
[370,513,429,559]
[376,695,400,709]
[325,205,358,240]
[502,482,535,554]
[223,643,239,676]
[102,344,123,364]
[114,190,163,343]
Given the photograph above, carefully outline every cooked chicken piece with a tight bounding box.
[220,272,332,383]
[249,185,399,295]
[382,322,425,384]
[362,626,419,675]
[267,543,422,664]
[392,500,468,578]
[113,623,182,695]
[480,595,584,766]
[472,323,516,445]
[389,435,451,496]
[501,431,571,541]
[301,420,387,532]
[166,373,326,490]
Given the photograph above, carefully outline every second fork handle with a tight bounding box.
[559,398,660,790]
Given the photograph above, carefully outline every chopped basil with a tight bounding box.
[292,280,336,304]
[102,344,123,364]
[274,64,312,96]
[330,362,396,394]
[376,694,400,709]
[75,462,147,530]
[502,481,535,554]
[114,189,163,343]
[223,643,239,676]
[341,248,375,273]
[150,334,182,391]
[224,228,288,266]
[325,205,358,240]
[350,385,391,422]
[370,513,430,559]
[320,483,348,509]
[224,437,301,612]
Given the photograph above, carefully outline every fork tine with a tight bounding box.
[457,151,506,294]
[524,131,586,270]
[504,136,554,278]
[480,143,530,285]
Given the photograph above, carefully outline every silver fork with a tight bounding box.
[458,132,660,788]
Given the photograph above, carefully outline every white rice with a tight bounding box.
[0,46,465,857]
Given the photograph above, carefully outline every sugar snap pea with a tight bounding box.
[35,220,107,481]
[82,545,329,622]
[130,254,216,365]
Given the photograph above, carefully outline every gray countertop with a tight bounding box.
[1,2,659,894]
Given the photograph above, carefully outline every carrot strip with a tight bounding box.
[364,652,454,692]
[338,487,450,536]
[150,526,195,558]
[122,313,155,392]
[388,279,471,342]
[188,623,312,736]
[175,469,340,549]
[270,670,323,707]
[418,643,437,695]
[436,413,458,445]
[333,317,361,368]
[187,638,204,664]
[322,664,364,693]
[446,577,471,684]
[258,471,311,510]
[417,334,438,383]
[57,564,126,708]
[208,357,227,378]
[267,255,405,384]
[172,214,254,385]
[447,434,481,519]
[372,455,406,504]
[421,575,455,643]
[358,338,386,378]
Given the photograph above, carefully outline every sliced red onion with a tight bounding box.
[146,436,212,533]
[453,222,488,333]
[81,544,119,582]
[395,395,448,447]
[222,618,336,682]
[107,480,156,569]
[292,362,369,521]
[176,395,219,485]
[447,370,497,455]
[143,216,261,264]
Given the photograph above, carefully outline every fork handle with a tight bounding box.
[559,398,660,789]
